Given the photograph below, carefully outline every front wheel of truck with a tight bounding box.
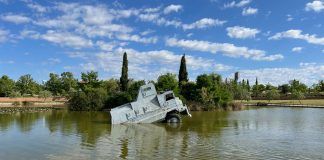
[165,113,181,123]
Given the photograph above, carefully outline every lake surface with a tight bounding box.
[1,107,324,160]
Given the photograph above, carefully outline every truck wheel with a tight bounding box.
[166,114,181,123]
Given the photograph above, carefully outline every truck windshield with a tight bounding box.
[165,93,175,101]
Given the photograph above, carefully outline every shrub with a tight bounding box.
[68,88,108,111]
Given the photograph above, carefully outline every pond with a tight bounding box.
[0,107,324,159]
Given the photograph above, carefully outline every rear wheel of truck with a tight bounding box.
[165,113,181,123]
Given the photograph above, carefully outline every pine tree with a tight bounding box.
[255,77,259,97]
[120,52,128,91]
[234,72,239,83]
[178,54,188,86]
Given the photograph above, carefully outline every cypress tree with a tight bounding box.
[234,72,239,83]
[255,77,259,97]
[178,54,188,86]
[120,52,128,91]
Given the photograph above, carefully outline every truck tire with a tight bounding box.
[165,113,181,123]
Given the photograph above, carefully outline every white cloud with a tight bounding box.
[0,29,9,43]
[286,14,293,21]
[66,52,88,59]
[27,3,47,12]
[163,4,183,14]
[48,58,61,64]
[292,47,303,53]
[140,29,155,36]
[115,34,158,44]
[138,13,159,21]
[224,0,252,8]
[22,30,93,49]
[81,62,97,71]
[269,29,324,45]
[226,26,260,39]
[182,18,226,30]
[41,30,93,48]
[242,7,258,16]
[239,63,324,86]
[77,47,231,80]
[96,41,115,51]
[165,38,283,61]
[0,13,31,24]
[306,0,324,12]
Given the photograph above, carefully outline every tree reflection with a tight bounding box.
[45,110,110,146]
[0,114,15,131]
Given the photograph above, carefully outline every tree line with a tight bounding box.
[1,52,323,110]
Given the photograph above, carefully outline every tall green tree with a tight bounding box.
[0,75,15,97]
[60,72,77,94]
[252,77,259,98]
[45,73,62,96]
[234,72,239,83]
[80,71,101,91]
[156,73,178,93]
[16,74,39,96]
[120,52,128,91]
[178,54,188,86]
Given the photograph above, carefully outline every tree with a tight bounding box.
[45,73,62,96]
[289,79,307,93]
[128,80,145,100]
[265,89,280,102]
[315,80,324,92]
[234,72,239,83]
[178,54,188,86]
[292,90,305,104]
[16,74,39,96]
[246,79,251,91]
[102,79,120,95]
[180,82,198,101]
[279,84,290,95]
[120,52,128,91]
[60,72,77,94]
[80,71,101,91]
[252,77,259,98]
[196,73,221,89]
[39,90,52,102]
[69,88,107,111]
[156,73,178,93]
[0,75,15,97]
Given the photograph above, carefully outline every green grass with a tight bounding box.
[238,99,324,106]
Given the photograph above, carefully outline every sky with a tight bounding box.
[0,0,323,86]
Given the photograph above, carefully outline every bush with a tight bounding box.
[68,88,107,111]
[105,92,132,109]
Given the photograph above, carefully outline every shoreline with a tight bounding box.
[244,103,324,108]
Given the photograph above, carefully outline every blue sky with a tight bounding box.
[0,0,323,85]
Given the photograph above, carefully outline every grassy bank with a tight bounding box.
[0,97,67,108]
[239,99,324,106]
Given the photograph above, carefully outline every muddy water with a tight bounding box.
[0,107,324,159]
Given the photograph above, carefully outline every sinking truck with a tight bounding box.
[110,83,191,124]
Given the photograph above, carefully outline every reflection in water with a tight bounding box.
[0,108,324,159]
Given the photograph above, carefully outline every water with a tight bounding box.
[1,107,324,160]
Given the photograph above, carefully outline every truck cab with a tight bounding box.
[110,83,191,124]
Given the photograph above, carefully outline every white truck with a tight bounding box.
[110,83,191,124]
